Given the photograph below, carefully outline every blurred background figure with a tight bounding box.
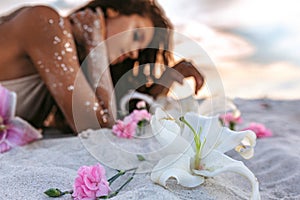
[0,0,203,133]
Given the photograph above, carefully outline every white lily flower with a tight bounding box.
[150,108,260,200]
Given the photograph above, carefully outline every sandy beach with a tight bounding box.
[1,99,300,200]
[1,1,300,200]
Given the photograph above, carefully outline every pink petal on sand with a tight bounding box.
[0,143,11,153]
[0,84,17,121]
[5,117,42,147]
[242,123,272,138]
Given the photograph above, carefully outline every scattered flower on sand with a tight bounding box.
[112,104,151,138]
[150,108,260,200]
[45,163,136,199]
[219,111,242,130]
[112,115,137,139]
[0,85,42,153]
[131,109,151,123]
[243,122,272,138]
[72,163,111,200]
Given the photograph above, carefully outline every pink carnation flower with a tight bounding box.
[242,122,272,138]
[112,115,137,138]
[131,109,151,123]
[0,85,42,153]
[72,163,111,200]
[112,109,151,139]
[219,112,242,127]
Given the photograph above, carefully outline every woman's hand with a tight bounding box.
[70,7,106,52]
[148,60,204,98]
[161,60,204,95]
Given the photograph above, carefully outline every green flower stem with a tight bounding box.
[103,177,134,199]
[108,170,125,185]
[138,120,144,128]
[137,121,144,136]
[195,148,201,169]
[229,121,235,130]
[179,117,200,149]
[179,116,203,169]
[62,190,73,195]
[200,137,206,154]
[108,167,137,185]
[99,169,137,199]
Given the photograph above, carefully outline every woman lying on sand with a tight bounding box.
[0,0,204,133]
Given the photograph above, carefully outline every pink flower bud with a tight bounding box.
[136,101,146,109]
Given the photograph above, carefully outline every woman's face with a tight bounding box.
[105,13,154,64]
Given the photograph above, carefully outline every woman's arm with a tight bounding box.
[17,6,116,132]
[69,8,117,124]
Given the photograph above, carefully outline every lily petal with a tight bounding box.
[183,113,256,159]
[151,108,181,146]
[5,117,42,147]
[151,154,204,188]
[151,108,194,156]
[183,113,222,158]
[0,85,16,121]
[0,130,11,153]
[193,150,260,200]
[216,129,256,159]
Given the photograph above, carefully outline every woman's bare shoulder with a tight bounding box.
[22,5,60,19]
[13,6,73,48]
[8,6,62,35]
[1,6,60,36]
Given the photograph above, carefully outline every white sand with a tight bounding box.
[1,99,300,200]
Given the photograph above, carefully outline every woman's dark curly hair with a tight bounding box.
[79,0,174,95]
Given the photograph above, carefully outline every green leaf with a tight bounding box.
[137,154,146,161]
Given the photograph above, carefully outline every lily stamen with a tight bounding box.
[161,117,175,121]
[235,144,251,153]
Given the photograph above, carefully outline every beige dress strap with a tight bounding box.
[0,74,54,127]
